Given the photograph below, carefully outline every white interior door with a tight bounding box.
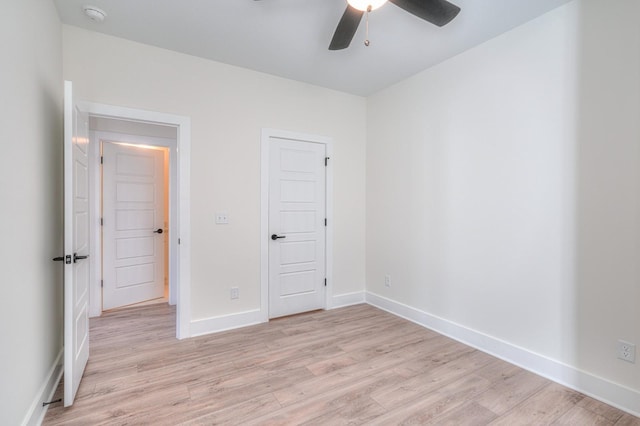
[102,142,166,310]
[63,81,90,407]
[269,138,326,318]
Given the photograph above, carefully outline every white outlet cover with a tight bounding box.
[618,340,636,363]
[215,212,229,224]
[230,287,239,299]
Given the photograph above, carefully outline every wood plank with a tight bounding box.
[369,373,493,424]
[488,383,584,425]
[474,367,549,415]
[247,370,402,425]
[578,397,626,423]
[552,405,614,426]
[615,413,640,426]
[430,401,498,426]
[42,303,639,425]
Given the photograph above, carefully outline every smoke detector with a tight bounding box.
[83,5,107,22]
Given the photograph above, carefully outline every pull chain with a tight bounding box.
[364,5,372,47]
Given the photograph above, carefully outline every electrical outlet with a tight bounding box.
[618,340,636,363]
[384,274,391,288]
[230,287,239,300]
[215,212,229,224]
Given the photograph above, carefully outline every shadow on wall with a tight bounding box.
[574,0,640,393]
[40,75,65,376]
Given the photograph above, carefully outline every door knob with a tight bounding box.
[153,228,164,234]
[271,234,286,240]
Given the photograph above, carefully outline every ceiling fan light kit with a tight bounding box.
[347,0,388,12]
[330,0,461,51]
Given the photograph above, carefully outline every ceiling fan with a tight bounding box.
[331,0,461,50]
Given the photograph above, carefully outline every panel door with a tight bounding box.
[269,138,326,318]
[102,142,165,310]
[63,81,90,406]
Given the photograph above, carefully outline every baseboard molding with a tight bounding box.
[22,349,63,426]
[329,291,365,309]
[365,291,640,418]
[190,309,265,337]
[190,291,367,337]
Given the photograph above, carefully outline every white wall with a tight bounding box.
[63,26,367,322]
[0,0,63,424]
[90,116,177,139]
[367,0,639,408]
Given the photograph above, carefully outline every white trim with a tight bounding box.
[190,310,264,337]
[325,142,334,312]
[260,128,334,321]
[88,133,101,318]
[190,290,364,337]
[365,291,640,418]
[260,132,269,323]
[22,349,63,426]
[80,101,192,339]
[329,291,366,309]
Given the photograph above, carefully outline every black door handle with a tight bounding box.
[271,234,286,240]
[73,253,89,263]
[153,228,164,234]
[53,255,72,264]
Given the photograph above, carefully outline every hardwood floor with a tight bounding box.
[44,304,639,425]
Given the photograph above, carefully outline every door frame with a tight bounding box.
[260,128,334,321]
[95,136,173,311]
[80,101,191,339]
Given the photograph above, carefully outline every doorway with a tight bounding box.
[79,101,192,339]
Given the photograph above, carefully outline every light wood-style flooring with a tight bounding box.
[44,303,639,425]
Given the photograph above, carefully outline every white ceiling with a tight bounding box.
[53,0,572,96]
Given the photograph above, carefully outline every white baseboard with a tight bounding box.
[190,291,367,338]
[329,291,365,309]
[190,309,265,337]
[22,349,63,426]
[365,291,640,418]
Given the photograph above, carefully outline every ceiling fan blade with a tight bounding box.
[329,5,365,50]
[389,0,460,27]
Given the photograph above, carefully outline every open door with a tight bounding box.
[63,81,90,406]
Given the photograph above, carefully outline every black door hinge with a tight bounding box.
[100,156,103,164]
[325,157,330,166]
[101,280,103,288]
[324,278,327,287]
[324,218,327,226]
[100,218,103,226]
